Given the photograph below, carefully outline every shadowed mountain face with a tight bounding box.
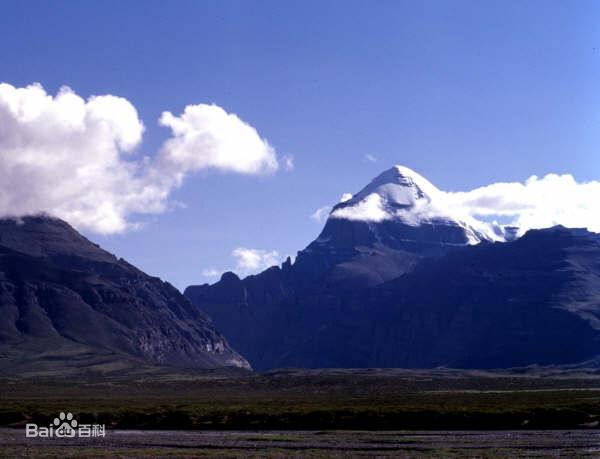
[185,168,600,371]
[0,216,250,374]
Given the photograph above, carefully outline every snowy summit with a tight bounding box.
[330,165,505,244]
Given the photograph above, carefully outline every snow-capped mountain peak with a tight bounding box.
[332,165,450,223]
[330,165,504,244]
[353,166,439,203]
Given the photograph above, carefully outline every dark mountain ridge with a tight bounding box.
[0,216,250,375]
[185,167,600,371]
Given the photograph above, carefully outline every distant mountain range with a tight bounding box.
[3,166,600,375]
[0,216,249,376]
[185,166,600,370]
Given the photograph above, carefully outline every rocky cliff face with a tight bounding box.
[0,216,250,374]
[185,167,600,371]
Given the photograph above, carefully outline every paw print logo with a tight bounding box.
[52,412,78,436]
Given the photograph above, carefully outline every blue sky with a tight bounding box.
[1,1,599,289]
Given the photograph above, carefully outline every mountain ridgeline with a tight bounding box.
[185,166,600,371]
[2,166,600,375]
[0,216,249,375]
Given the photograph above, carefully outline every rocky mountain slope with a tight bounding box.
[295,166,499,288]
[0,216,250,375]
[186,167,600,370]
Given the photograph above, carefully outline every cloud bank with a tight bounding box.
[445,173,600,234]
[328,167,600,236]
[0,83,280,233]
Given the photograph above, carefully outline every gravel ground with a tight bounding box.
[1,428,600,457]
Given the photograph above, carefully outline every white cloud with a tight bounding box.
[311,205,331,223]
[200,247,282,281]
[364,153,378,163]
[445,173,600,235]
[0,83,280,234]
[332,193,391,222]
[311,194,352,225]
[232,247,280,275]
[158,103,278,178]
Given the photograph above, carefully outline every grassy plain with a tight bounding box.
[2,368,600,431]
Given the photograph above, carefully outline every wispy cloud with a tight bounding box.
[364,153,378,163]
[201,268,220,278]
[283,154,295,171]
[311,206,331,223]
[311,194,353,224]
